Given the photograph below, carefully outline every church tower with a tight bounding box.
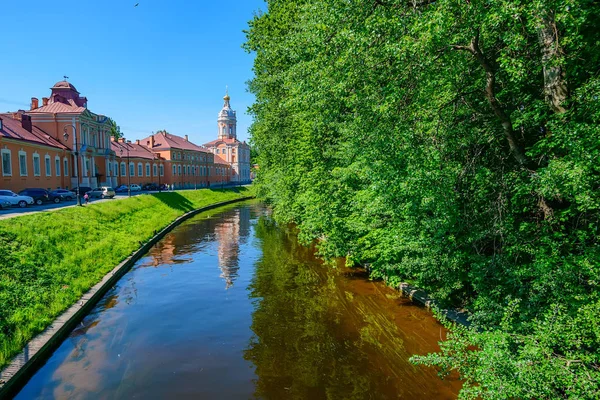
[217,89,237,140]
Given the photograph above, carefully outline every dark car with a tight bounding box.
[114,185,129,193]
[50,189,77,201]
[18,188,52,205]
[73,186,93,197]
[142,183,159,191]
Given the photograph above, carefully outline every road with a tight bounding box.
[0,192,142,220]
[0,184,249,220]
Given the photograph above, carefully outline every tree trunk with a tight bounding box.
[538,11,568,114]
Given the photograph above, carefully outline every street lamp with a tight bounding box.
[119,145,131,197]
[63,125,82,206]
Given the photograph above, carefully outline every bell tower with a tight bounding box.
[217,88,237,140]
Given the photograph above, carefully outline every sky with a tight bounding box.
[0,0,266,145]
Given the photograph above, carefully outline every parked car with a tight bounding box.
[18,188,51,205]
[50,189,77,201]
[129,184,142,192]
[87,187,116,199]
[142,183,159,191]
[74,186,93,197]
[0,199,12,209]
[0,190,34,208]
[114,185,129,193]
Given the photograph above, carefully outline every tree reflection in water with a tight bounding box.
[244,217,460,400]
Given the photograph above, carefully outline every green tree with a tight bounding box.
[245,0,600,397]
[108,118,123,139]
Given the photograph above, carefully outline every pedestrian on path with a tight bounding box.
[83,193,90,205]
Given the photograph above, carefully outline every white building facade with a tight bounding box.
[203,92,251,183]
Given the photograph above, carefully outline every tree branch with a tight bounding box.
[452,33,528,165]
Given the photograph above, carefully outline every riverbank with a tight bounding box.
[0,188,251,370]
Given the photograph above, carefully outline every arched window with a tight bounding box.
[138,163,143,177]
[129,162,135,177]
[121,162,127,176]
[145,163,151,177]
[153,164,158,176]
[160,165,164,176]
[173,165,176,175]
[178,165,181,175]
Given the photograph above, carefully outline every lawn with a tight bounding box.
[0,188,251,369]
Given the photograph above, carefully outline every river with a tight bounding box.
[15,201,461,399]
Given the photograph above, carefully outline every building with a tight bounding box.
[140,131,231,189]
[111,137,165,188]
[0,113,71,192]
[203,92,251,183]
[27,81,118,188]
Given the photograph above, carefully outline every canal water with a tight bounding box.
[16,202,461,399]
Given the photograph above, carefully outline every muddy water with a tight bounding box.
[16,202,461,399]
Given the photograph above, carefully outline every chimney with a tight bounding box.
[30,97,39,110]
[151,135,155,147]
[111,136,116,142]
[21,114,32,132]
[0,117,3,130]
[136,139,140,145]
[42,97,49,106]
[118,138,125,143]
[185,135,189,141]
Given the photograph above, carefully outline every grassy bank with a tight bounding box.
[0,188,251,369]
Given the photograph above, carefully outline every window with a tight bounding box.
[1,149,11,176]
[114,162,119,176]
[153,164,158,176]
[229,127,232,135]
[146,163,150,177]
[108,162,112,177]
[55,157,61,176]
[138,163,143,177]
[187,166,191,175]
[178,165,181,175]
[64,158,69,177]
[45,155,51,176]
[129,162,135,177]
[160,165,164,176]
[85,158,90,176]
[172,165,176,175]
[232,148,236,154]
[33,153,41,176]
[222,126,226,135]
[121,162,127,176]
[223,148,227,155]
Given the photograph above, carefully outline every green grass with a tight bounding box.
[0,187,250,369]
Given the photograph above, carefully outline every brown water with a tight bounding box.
[16,202,461,399]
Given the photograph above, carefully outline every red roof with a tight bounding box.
[203,137,242,146]
[28,99,86,114]
[111,140,158,160]
[141,131,209,153]
[0,115,67,150]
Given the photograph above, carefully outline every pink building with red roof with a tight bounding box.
[0,113,72,192]
[139,131,231,189]
[110,137,167,187]
[203,92,251,183]
[27,81,118,189]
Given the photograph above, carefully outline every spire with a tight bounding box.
[223,86,231,107]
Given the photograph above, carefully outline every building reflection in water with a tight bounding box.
[143,206,254,289]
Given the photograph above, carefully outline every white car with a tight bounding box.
[0,190,35,208]
[129,184,142,192]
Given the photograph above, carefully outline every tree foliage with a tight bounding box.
[245,0,600,398]
[108,118,123,139]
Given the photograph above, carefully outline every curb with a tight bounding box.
[363,265,471,327]
[0,196,254,399]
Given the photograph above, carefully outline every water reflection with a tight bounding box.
[15,202,460,400]
[245,217,460,399]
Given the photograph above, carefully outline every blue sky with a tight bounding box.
[0,0,265,145]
